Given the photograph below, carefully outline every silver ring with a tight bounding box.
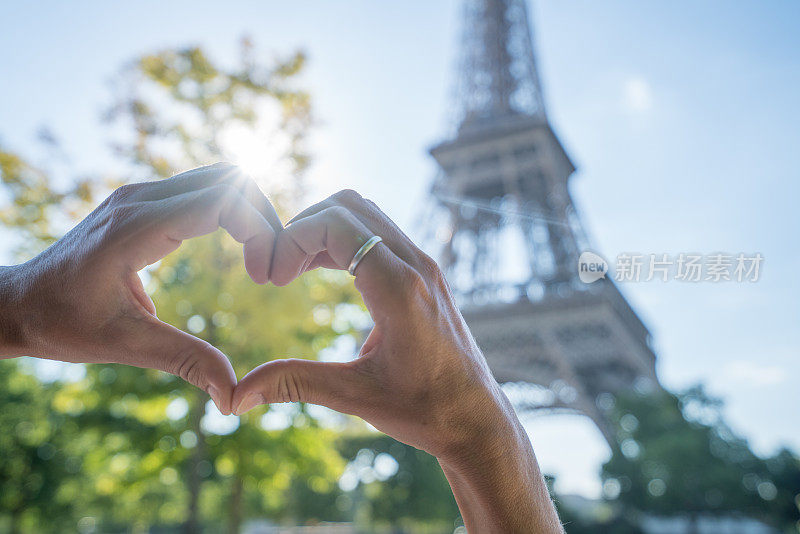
[348,236,382,276]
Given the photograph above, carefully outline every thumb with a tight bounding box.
[125,318,237,414]
[232,359,362,416]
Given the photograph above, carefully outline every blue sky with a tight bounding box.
[1,1,799,497]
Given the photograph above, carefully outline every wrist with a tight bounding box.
[435,386,564,533]
[435,381,525,467]
[0,263,34,356]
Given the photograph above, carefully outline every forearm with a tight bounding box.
[438,395,563,533]
[0,264,30,357]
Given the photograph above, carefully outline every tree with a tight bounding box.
[0,142,102,258]
[601,386,800,533]
[336,434,461,531]
[0,360,80,533]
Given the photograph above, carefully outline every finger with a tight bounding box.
[270,205,418,320]
[305,251,339,272]
[125,317,237,415]
[271,206,373,281]
[135,163,283,232]
[289,190,429,272]
[131,184,276,284]
[231,359,364,416]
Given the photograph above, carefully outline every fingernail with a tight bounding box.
[233,392,265,416]
[233,393,267,415]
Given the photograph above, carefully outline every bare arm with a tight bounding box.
[438,399,563,532]
[233,189,563,533]
[0,265,28,355]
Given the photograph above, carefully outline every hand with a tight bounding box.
[0,163,280,414]
[232,190,563,532]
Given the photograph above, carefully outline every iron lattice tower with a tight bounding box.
[427,0,659,444]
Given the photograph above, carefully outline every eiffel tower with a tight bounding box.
[426,0,659,445]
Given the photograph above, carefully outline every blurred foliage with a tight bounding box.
[0,146,101,259]
[599,386,800,533]
[0,360,79,533]
[336,435,461,532]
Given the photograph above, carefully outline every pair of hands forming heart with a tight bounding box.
[0,163,563,533]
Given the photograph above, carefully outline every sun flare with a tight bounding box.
[218,101,294,189]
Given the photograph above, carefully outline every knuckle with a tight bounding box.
[332,188,363,205]
[103,205,139,237]
[109,204,137,220]
[363,197,385,217]
[187,161,235,177]
[183,360,204,387]
[325,205,353,225]
[404,268,431,300]
[209,161,235,170]
[166,350,205,388]
[274,359,307,403]
[109,183,143,204]
[418,252,441,276]
[420,254,449,291]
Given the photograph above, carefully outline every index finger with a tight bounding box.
[136,163,283,232]
[125,184,277,284]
